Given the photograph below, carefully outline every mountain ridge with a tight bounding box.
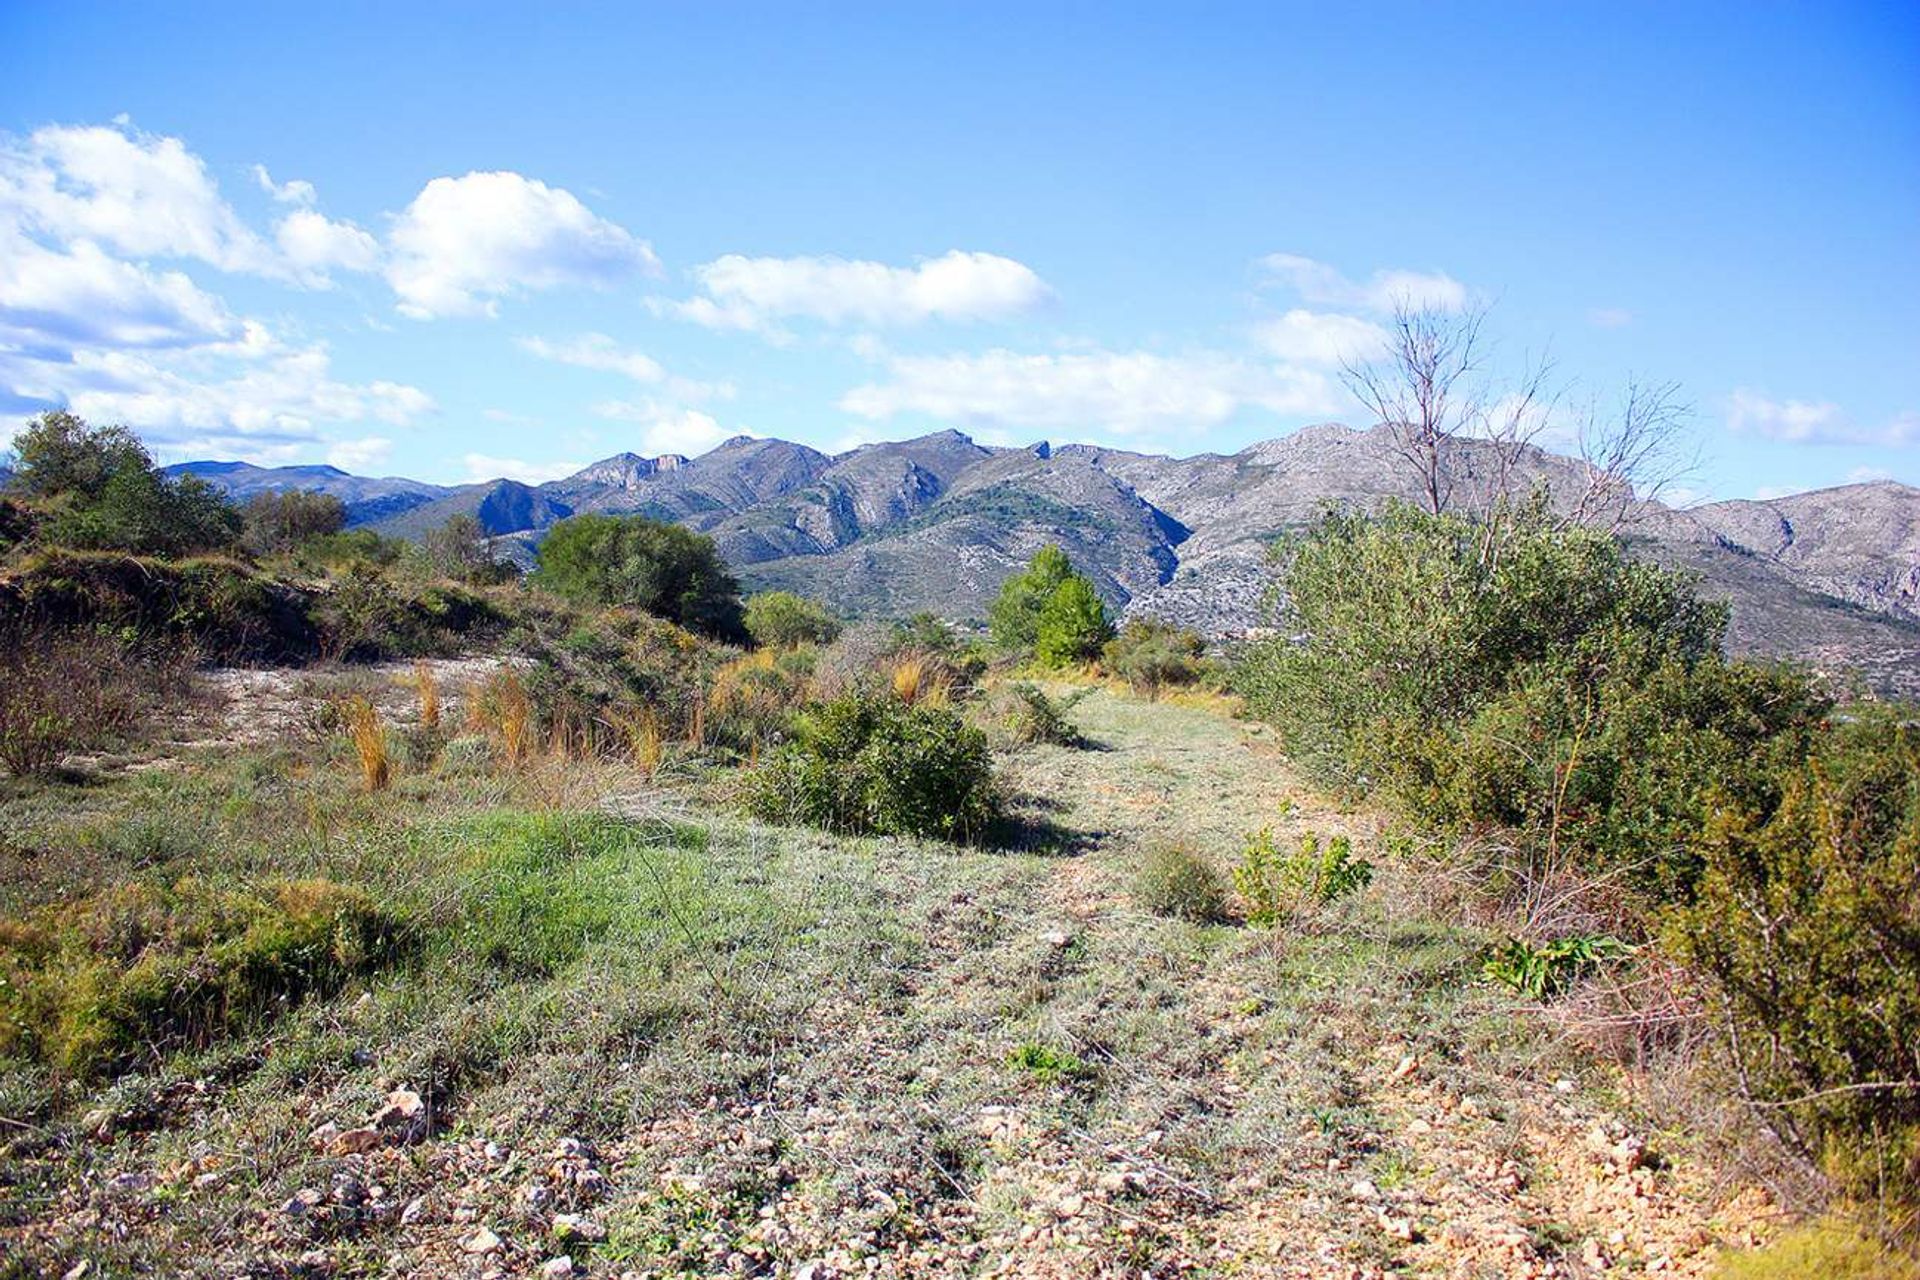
[170,427,1920,695]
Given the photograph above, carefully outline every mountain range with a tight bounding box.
[166,427,1920,696]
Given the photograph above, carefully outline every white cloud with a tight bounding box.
[6,336,435,463]
[1259,253,1467,313]
[386,172,660,319]
[252,164,315,207]
[275,208,380,286]
[1727,390,1920,447]
[518,332,734,403]
[665,249,1050,334]
[1253,309,1389,365]
[1846,466,1894,485]
[0,228,236,349]
[592,398,742,455]
[327,436,392,471]
[840,348,1341,438]
[1,122,278,276]
[462,453,586,484]
[1588,307,1633,329]
[518,333,663,383]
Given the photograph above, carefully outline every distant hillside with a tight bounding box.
[163,461,450,526]
[172,426,1920,695]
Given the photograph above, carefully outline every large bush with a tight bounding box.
[1232,498,1823,898]
[744,590,841,649]
[7,411,239,556]
[533,513,745,640]
[241,489,347,556]
[747,692,1000,841]
[1666,709,1920,1224]
[1234,494,1916,1232]
[1103,617,1206,697]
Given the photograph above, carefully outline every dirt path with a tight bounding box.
[972,688,1773,1278]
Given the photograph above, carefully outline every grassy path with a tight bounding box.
[0,681,1771,1278]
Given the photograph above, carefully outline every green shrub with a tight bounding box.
[1103,617,1206,697]
[8,411,239,556]
[995,682,1084,747]
[0,878,403,1077]
[747,692,1000,841]
[241,489,347,557]
[1135,845,1228,923]
[744,590,841,649]
[1666,709,1920,1226]
[532,513,745,640]
[1233,829,1372,926]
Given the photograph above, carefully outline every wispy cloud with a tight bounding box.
[1727,390,1920,447]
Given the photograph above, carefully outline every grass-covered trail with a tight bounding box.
[1,680,1771,1278]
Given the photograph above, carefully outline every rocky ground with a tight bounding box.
[3,680,1783,1277]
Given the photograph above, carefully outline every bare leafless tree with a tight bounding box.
[1340,302,1489,516]
[1568,378,1698,530]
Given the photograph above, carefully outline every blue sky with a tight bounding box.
[2,2,1915,501]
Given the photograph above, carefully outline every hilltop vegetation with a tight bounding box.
[0,409,1915,1275]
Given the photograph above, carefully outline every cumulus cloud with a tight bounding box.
[386,172,660,319]
[5,334,435,463]
[462,453,587,484]
[664,250,1050,334]
[1846,466,1895,485]
[518,332,734,404]
[1253,309,1389,365]
[1259,253,1467,313]
[327,436,392,470]
[1,122,279,276]
[275,209,381,287]
[839,348,1341,438]
[1727,390,1920,447]
[0,229,236,349]
[592,398,742,455]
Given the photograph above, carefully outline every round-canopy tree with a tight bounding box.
[532,512,745,640]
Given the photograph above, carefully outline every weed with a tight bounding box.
[411,660,441,730]
[1234,829,1374,926]
[1135,845,1227,923]
[1007,1041,1088,1084]
[1482,934,1633,1000]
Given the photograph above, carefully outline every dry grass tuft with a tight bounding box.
[626,708,665,778]
[470,668,534,765]
[411,661,441,730]
[889,653,952,708]
[342,696,391,791]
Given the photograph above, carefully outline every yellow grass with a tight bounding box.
[470,669,533,765]
[410,662,441,731]
[342,697,390,792]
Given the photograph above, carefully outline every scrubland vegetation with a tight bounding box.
[0,409,1914,1276]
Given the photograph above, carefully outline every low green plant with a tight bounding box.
[1233,829,1373,926]
[0,878,403,1077]
[1714,1222,1920,1279]
[1481,934,1633,1000]
[744,590,840,649]
[1135,845,1227,923]
[1103,618,1206,698]
[1007,1041,1088,1083]
[997,682,1084,747]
